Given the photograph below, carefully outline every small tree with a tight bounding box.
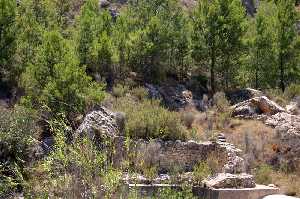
[0,0,17,83]
[250,1,277,89]
[275,0,299,92]
[193,0,246,92]
[21,30,104,115]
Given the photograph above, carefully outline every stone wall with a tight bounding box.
[113,138,229,173]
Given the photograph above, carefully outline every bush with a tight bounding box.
[130,86,148,101]
[193,162,212,184]
[0,106,39,196]
[20,30,104,116]
[254,164,273,185]
[112,97,187,140]
[285,84,300,100]
[181,111,196,129]
[212,92,232,129]
[112,84,129,98]
[213,92,230,112]
[25,117,122,198]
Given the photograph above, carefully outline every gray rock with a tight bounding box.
[145,83,204,110]
[263,195,300,199]
[76,107,120,139]
[203,173,256,189]
[226,88,263,105]
[286,98,300,115]
[232,96,285,118]
[99,0,110,8]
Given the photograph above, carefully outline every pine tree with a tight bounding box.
[125,0,191,82]
[193,0,246,92]
[192,0,222,93]
[275,0,299,91]
[21,31,104,114]
[15,0,57,81]
[76,0,100,67]
[0,0,17,83]
[218,0,246,89]
[250,1,277,89]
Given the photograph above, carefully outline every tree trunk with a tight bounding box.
[211,48,216,94]
[279,52,285,92]
[255,67,258,90]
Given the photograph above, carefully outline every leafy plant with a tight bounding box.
[113,96,186,140]
[254,164,273,185]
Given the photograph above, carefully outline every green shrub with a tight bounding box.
[212,92,232,129]
[193,162,212,184]
[255,164,273,185]
[20,30,104,115]
[285,84,300,100]
[0,106,39,196]
[128,186,196,199]
[25,116,122,198]
[130,86,148,101]
[112,84,129,98]
[113,97,186,140]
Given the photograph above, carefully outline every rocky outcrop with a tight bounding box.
[265,112,300,170]
[76,107,125,138]
[204,173,256,189]
[232,96,285,118]
[226,88,263,105]
[145,83,205,111]
[231,94,300,171]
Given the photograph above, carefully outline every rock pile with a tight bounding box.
[231,94,300,171]
[232,96,285,118]
[217,133,245,174]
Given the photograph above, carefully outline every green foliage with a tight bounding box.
[254,164,273,185]
[113,96,187,140]
[21,30,104,115]
[112,84,129,98]
[76,0,117,81]
[193,0,247,91]
[130,86,148,101]
[248,1,277,89]
[128,186,196,199]
[124,0,192,82]
[276,0,299,91]
[25,116,122,198]
[0,106,38,196]
[285,83,300,99]
[0,0,17,83]
[193,162,212,184]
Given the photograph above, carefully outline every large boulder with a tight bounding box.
[76,107,125,139]
[232,96,285,118]
[145,83,204,111]
[226,88,263,105]
[203,173,256,189]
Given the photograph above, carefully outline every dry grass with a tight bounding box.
[271,172,300,196]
